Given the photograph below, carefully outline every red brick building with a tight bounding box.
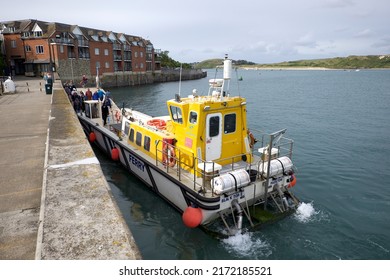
[0,19,161,80]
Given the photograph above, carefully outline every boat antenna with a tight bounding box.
[235,67,241,97]
[178,63,182,97]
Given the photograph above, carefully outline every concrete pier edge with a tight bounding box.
[35,122,51,260]
[37,79,141,259]
[0,76,141,260]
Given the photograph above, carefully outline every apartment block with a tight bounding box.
[0,19,161,81]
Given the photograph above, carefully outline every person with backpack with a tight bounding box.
[102,97,112,125]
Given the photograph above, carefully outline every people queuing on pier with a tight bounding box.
[62,82,113,126]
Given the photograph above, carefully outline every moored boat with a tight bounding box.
[78,55,300,236]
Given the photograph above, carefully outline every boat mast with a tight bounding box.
[223,54,232,97]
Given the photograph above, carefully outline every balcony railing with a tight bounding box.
[124,45,131,51]
[77,39,89,47]
[114,54,122,61]
[52,38,74,45]
[113,43,122,50]
[79,53,90,59]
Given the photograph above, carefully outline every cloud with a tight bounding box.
[323,0,356,8]
[295,33,318,48]
[371,36,390,51]
[354,29,373,38]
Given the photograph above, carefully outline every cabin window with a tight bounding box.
[170,106,183,124]
[124,123,130,136]
[209,116,220,137]
[224,113,236,134]
[85,103,91,118]
[92,104,99,118]
[144,136,151,151]
[136,132,142,146]
[129,128,135,142]
[189,111,198,124]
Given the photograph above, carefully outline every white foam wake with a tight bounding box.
[222,231,272,258]
[294,202,317,223]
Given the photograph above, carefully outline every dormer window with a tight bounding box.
[34,31,43,37]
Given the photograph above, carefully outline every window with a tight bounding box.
[60,45,64,53]
[95,48,100,55]
[189,111,198,124]
[134,51,138,58]
[104,49,109,56]
[105,62,110,69]
[25,45,31,52]
[129,128,134,142]
[96,61,100,68]
[170,106,183,124]
[124,123,130,136]
[144,136,151,151]
[136,132,142,146]
[34,31,42,37]
[224,113,236,134]
[22,32,30,37]
[140,51,143,58]
[85,103,91,118]
[140,63,144,69]
[36,45,44,54]
[11,40,16,48]
[209,116,220,137]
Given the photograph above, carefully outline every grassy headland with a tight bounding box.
[195,55,390,70]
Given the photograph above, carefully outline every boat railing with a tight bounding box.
[249,128,294,160]
[248,128,294,181]
[154,139,256,194]
[153,129,294,194]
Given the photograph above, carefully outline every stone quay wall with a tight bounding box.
[58,67,207,88]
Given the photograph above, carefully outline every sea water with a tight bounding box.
[97,69,390,260]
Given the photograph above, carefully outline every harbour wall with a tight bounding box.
[37,77,142,259]
[58,68,207,87]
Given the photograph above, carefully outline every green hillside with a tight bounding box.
[258,55,390,69]
[195,55,390,69]
[194,59,255,69]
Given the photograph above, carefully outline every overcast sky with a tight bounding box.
[3,0,390,63]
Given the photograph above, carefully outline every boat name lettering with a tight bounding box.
[271,177,282,185]
[129,154,145,172]
[221,191,244,203]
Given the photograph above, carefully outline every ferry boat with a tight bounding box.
[78,56,300,236]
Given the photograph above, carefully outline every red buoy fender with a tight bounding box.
[89,132,96,143]
[182,206,202,228]
[288,174,297,188]
[111,147,120,161]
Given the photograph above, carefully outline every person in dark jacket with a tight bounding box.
[102,97,111,125]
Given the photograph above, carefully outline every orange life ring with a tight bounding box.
[248,130,256,148]
[162,145,176,167]
[147,119,166,130]
[115,110,121,122]
[288,174,297,188]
